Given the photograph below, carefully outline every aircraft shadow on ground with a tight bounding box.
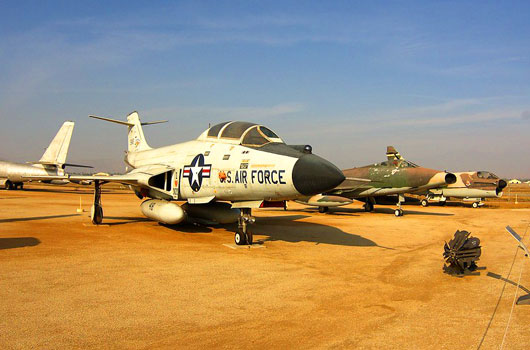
[253,214,389,248]
[160,223,214,233]
[0,237,41,250]
[88,214,388,248]
[303,207,453,217]
[0,214,80,224]
[487,272,530,294]
[104,216,152,226]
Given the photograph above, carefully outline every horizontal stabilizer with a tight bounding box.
[141,120,168,126]
[89,115,168,126]
[89,115,134,126]
[63,163,94,169]
[28,161,93,168]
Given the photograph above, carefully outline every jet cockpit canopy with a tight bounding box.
[477,171,499,179]
[199,121,284,147]
[378,160,419,168]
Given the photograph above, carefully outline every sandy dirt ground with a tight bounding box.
[1,184,529,349]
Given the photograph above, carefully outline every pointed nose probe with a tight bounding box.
[292,154,345,196]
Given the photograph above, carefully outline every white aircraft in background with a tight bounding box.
[30,112,345,245]
[0,121,91,190]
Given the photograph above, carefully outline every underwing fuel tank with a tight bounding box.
[140,199,186,225]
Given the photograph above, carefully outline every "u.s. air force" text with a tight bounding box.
[225,170,286,184]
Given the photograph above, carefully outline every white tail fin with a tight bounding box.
[39,121,74,165]
[89,111,167,153]
[126,111,151,152]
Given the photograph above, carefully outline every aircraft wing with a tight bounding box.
[329,176,450,197]
[23,174,141,185]
[68,174,141,185]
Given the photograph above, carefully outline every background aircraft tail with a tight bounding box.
[39,121,74,165]
[386,146,404,161]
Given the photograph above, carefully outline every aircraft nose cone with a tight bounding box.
[292,154,345,196]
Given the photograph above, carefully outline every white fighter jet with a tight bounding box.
[32,112,344,245]
[0,121,91,190]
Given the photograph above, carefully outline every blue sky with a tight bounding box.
[1,1,529,177]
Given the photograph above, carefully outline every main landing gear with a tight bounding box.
[234,208,255,245]
[4,181,23,190]
[394,195,405,217]
[318,206,329,213]
[363,201,374,212]
[90,180,104,225]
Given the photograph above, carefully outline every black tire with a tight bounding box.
[318,206,329,213]
[363,202,374,212]
[19,183,23,190]
[6,181,13,190]
[472,202,479,208]
[421,199,428,207]
[394,209,403,217]
[235,231,247,245]
[439,200,446,206]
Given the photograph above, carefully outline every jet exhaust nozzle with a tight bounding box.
[292,154,345,196]
[445,173,457,185]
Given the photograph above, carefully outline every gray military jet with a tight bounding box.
[30,112,344,245]
[0,121,91,190]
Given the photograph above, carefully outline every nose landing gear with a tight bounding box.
[235,208,255,245]
[394,195,405,217]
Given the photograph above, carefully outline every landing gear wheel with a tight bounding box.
[421,199,429,207]
[439,200,446,206]
[234,231,247,245]
[18,183,23,190]
[5,181,13,190]
[91,205,103,225]
[318,206,329,213]
[235,208,255,245]
[394,209,403,217]
[472,202,479,208]
[363,202,374,212]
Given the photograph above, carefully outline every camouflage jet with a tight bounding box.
[298,146,456,216]
[419,171,507,208]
